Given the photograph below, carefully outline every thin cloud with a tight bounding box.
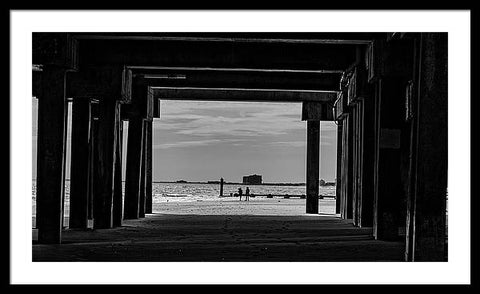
[154,138,249,149]
[156,101,306,138]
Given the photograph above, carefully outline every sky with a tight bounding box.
[32,99,338,183]
[151,100,337,183]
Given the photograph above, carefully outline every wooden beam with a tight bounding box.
[78,38,357,71]
[136,69,341,91]
[66,66,132,103]
[72,32,376,44]
[33,33,79,69]
[35,66,67,244]
[128,65,342,74]
[152,87,337,103]
[121,81,154,120]
[302,101,334,121]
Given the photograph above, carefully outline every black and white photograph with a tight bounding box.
[9,10,471,285]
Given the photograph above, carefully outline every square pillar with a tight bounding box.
[373,77,407,240]
[306,120,320,214]
[69,98,92,229]
[139,121,147,218]
[406,33,447,261]
[124,116,145,219]
[351,104,360,225]
[302,102,330,214]
[112,105,124,227]
[35,67,67,244]
[145,121,153,214]
[92,99,120,229]
[359,96,376,227]
[345,114,354,220]
[335,121,343,214]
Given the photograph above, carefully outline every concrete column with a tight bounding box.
[112,105,123,227]
[359,97,375,227]
[373,77,406,240]
[124,117,144,219]
[351,105,359,225]
[345,114,354,219]
[69,98,91,229]
[139,121,146,218]
[36,66,67,244]
[87,113,97,224]
[354,101,365,226]
[145,121,153,214]
[306,120,320,214]
[335,121,343,214]
[407,33,447,261]
[340,117,347,218]
[302,102,330,215]
[92,99,119,229]
[356,103,364,226]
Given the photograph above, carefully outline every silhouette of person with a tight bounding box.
[238,187,243,201]
[245,187,250,201]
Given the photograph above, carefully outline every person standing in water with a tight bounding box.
[238,187,243,201]
[245,187,250,201]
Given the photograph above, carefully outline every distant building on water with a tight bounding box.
[243,174,262,185]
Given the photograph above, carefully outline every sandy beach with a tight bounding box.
[32,198,404,261]
[153,197,336,216]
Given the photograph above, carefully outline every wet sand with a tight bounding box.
[32,198,404,261]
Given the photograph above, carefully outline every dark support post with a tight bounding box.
[374,77,406,240]
[92,99,119,229]
[220,178,224,197]
[124,117,145,219]
[139,122,146,218]
[335,122,343,214]
[407,33,447,261]
[359,97,375,227]
[302,101,331,214]
[306,120,320,214]
[340,115,349,219]
[87,113,97,225]
[36,67,67,243]
[145,121,153,214]
[346,114,354,219]
[351,105,359,225]
[112,103,123,226]
[69,98,91,229]
[353,101,365,226]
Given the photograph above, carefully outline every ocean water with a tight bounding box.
[152,182,336,202]
[31,181,336,215]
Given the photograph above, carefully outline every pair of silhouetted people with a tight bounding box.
[238,187,250,201]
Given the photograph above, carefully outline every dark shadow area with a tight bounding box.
[33,213,404,262]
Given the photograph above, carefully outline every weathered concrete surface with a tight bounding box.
[33,199,404,261]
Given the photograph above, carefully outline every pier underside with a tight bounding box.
[32,32,448,262]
